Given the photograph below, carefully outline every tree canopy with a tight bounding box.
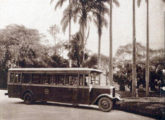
[0,24,69,88]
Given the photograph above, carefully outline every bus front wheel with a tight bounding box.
[98,97,113,112]
[24,92,33,104]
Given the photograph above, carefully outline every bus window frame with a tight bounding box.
[8,71,94,87]
[8,72,22,84]
[22,73,32,84]
[89,72,101,85]
[15,73,21,83]
[31,73,41,84]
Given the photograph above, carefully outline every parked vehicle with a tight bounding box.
[6,68,121,112]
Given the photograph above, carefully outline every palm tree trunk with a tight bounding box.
[132,0,136,97]
[81,3,86,67]
[145,0,149,96]
[109,0,113,85]
[98,33,101,85]
[81,23,85,67]
[98,33,101,69]
[69,0,72,68]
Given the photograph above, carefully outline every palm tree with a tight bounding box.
[108,0,119,85]
[137,0,149,96]
[92,0,109,69]
[51,0,72,67]
[48,24,59,45]
[68,0,72,67]
[132,0,136,97]
[145,0,149,96]
[53,0,106,66]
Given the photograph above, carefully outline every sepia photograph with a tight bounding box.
[0,0,165,120]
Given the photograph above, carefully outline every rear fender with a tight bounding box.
[22,89,33,99]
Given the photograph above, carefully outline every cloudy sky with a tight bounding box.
[0,0,164,56]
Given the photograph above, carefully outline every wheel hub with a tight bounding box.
[101,100,109,108]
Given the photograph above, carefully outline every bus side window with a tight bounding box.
[65,75,70,86]
[42,74,48,84]
[69,75,78,86]
[50,75,54,84]
[47,74,51,84]
[79,74,88,86]
[42,74,51,84]
[51,75,56,84]
[53,75,57,84]
[79,75,83,86]
[10,73,15,83]
[22,73,31,83]
[15,73,21,83]
[58,75,65,85]
[85,76,89,86]
[32,74,40,84]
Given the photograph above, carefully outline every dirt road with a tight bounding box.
[0,90,155,120]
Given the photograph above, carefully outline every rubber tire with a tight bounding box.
[98,97,113,112]
[24,93,33,104]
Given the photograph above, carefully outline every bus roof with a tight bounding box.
[8,68,102,74]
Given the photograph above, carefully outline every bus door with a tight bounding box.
[63,74,79,104]
[76,74,90,104]
[8,72,22,98]
[43,87,50,101]
[42,74,51,101]
[47,74,75,103]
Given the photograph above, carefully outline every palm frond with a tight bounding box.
[113,0,120,7]
[137,0,142,7]
[92,0,108,37]
[54,0,67,10]
[84,26,90,45]
[50,0,54,4]
[105,0,120,7]
[61,14,70,32]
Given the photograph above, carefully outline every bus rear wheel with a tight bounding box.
[98,97,113,112]
[24,93,33,104]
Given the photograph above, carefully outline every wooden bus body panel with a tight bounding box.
[7,68,115,105]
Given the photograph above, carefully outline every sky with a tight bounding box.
[0,0,164,56]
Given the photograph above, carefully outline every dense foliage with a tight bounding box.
[0,25,68,88]
[113,43,165,91]
[0,24,98,88]
[64,31,98,67]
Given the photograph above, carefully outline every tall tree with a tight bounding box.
[62,0,95,66]
[48,24,59,45]
[51,0,72,67]
[132,0,136,97]
[137,0,150,96]
[64,32,88,67]
[145,0,149,96]
[53,0,107,66]
[0,24,45,88]
[108,0,119,85]
[93,0,109,69]
[68,0,72,67]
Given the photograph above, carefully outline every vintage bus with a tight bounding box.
[6,68,121,112]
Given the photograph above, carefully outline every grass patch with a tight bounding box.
[116,101,165,119]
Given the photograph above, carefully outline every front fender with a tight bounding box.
[91,94,117,105]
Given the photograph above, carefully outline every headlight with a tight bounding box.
[110,86,115,97]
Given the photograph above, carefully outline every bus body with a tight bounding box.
[6,68,121,112]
